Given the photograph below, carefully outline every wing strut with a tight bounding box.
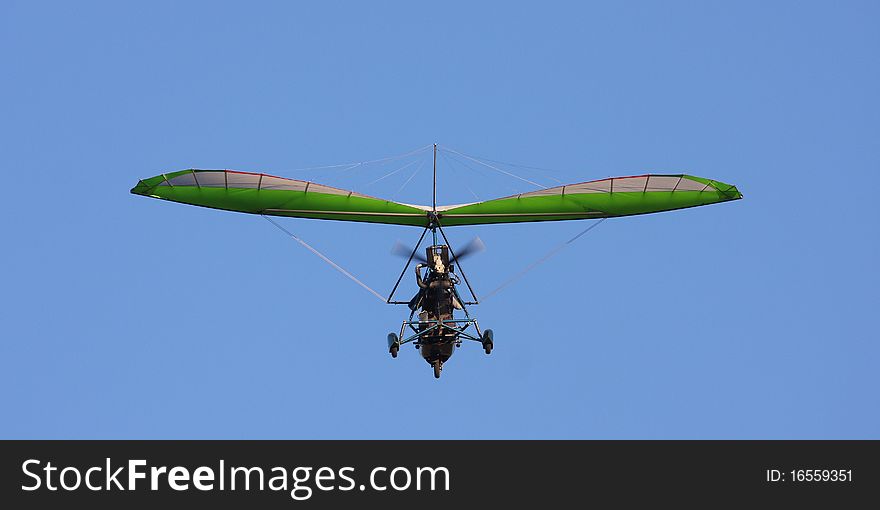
[386,225,430,304]
[434,218,479,304]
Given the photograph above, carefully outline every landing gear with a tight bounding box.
[433,359,442,379]
[482,329,494,355]
[387,333,399,358]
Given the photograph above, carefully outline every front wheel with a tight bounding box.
[433,360,442,379]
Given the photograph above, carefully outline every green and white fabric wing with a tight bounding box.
[131,169,429,226]
[437,174,742,226]
[131,170,741,227]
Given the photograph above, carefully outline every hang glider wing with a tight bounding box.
[130,169,431,226]
[131,170,741,227]
[436,174,742,226]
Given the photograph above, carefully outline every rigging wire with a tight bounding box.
[261,215,386,303]
[364,159,419,187]
[442,150,566,184]
[278,144,433,174]
[438,150,481,201]
[440,146,548,189]
[481,218,608,301]
[392,159,425,200]
[440,149,522,196]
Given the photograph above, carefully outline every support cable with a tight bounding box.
[442,149,565,184]
[261,215,386,302]
[364,160,419,186]
[438,150,481,201]
[441,146,547,189]
[482,218,608,301]
[279,144,432,174]
[392,159,425,200]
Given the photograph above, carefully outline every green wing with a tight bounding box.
[130,169,430,226]
[437,174,742,226]
[131,170,741,227]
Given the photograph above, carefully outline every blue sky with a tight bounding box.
[1,1,877,438]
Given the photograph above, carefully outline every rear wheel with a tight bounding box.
[433,360,442,379]
[482,329,494,355]
[387,333,399,358]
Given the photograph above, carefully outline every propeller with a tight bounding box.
[450,236,486,263]
[391,236,486,265]
[391,241,428,264]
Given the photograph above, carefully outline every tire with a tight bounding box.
[433,360,442,379]
[482,329,494,355]
[387,333,399,358]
